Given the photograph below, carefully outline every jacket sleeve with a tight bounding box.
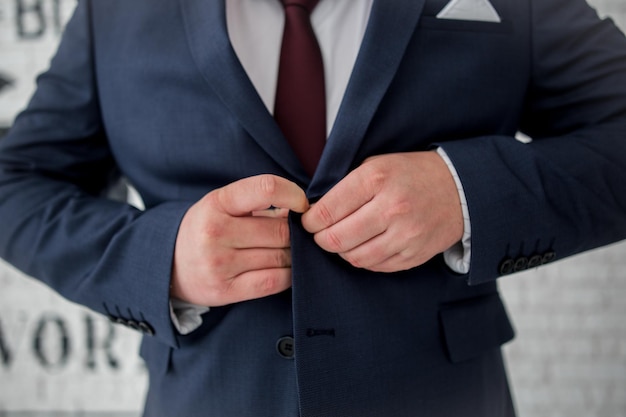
[0,0,188,348]
[438,0,626,285]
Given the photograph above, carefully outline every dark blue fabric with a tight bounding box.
[1,0,626,415]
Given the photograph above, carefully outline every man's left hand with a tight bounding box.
[301,151,464,273]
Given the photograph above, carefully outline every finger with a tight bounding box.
[214,268,293,306]
[226,217,291,249]
[252,207,290,218]
[220,248,293,278]
[335,230,403,269]
[361,252,409,273]
[364,250,432,273]
[302,166,377,233]
[339,228,434,273]
[215,175,308,216]
[312,199,387,254]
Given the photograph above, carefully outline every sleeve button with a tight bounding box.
[499,258,515,275]
[138,322,155,336]
[514,257,529,272]
[528,255,543,268]
[542,251,556,264]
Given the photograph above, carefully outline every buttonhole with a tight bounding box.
[306,328,336,338]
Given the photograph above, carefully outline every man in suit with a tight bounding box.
[0,0,625,416]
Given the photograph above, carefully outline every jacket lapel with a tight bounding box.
[178,0,309,184]
[309,0,426,197]
[178,0,426,190]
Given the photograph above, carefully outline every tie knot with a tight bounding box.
[280,0,320,13]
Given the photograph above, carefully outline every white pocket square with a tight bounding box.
[436,0,502,23]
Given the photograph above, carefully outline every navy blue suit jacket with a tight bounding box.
[1,0,626,416]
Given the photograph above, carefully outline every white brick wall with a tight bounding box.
[0,0,625,415]
[0,0,76,128]
[501,242,626,416]
[0,260,147,413]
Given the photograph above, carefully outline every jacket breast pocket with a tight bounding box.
[419,16,513,34]
[439,293,515,363]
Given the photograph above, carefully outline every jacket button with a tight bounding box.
[499,258,515,275]
[276,336,295,359]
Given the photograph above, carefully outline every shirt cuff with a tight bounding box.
[436,147,471,274]
[170,298,210,335]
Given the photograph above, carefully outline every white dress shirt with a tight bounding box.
[226,0,373,136]
[171,0,471,334]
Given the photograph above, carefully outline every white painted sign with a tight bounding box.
[0,0,76,127]
[0,261,147,414]
[0,1,146,415]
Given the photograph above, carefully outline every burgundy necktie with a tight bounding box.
[274,0,326,177]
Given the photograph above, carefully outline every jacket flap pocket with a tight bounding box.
[439,293,515,363]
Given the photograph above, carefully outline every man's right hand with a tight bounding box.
[170,175,309,307]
